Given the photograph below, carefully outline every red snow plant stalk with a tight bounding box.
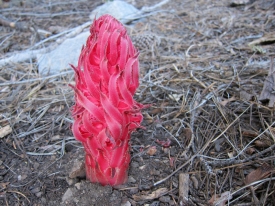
[70,15,145,186]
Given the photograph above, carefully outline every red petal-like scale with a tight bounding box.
[109,141,129,168]
[74,88,104,122]
[100,93,122,124]
[71,15,146,186]
[108,72,120,106]
[97,150,110,175]
[100,58,110,84]
[108,30,121,65]
[83,62,100,99]
[124,56,137,88]
[104,112,121,140]
[117,74,134,107]
[72,117,86,142]
[118,37,128,70]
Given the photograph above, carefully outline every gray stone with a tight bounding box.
[159,196,171,203]
[62,188,75,202]
[37,31,89,75]
[89,0,141,24]
[35,192,42,197]
[127,176,136,183]
[121,200,131,206]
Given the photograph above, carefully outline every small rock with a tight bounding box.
[121,200,131,206]
[51,135,60,141]
[170,147,176,156]
[73,197,79,203]
[159,196,170,203]
[35,192,42,197]
[169,200,175,205]
[127,176,136,183]
[163,148,169,154]
[129,188,139,194]
[18,174,27,181]
[41,197,47,204]
[147,146,157,156]
[66,177,77,186]
[62,188,74,202]
[50,155,56,161]
[69,159,85,179]
[74,182,81,190]
[30,187,40,194]
[89,0,141,24]
[131,161,139,168]
[149,201,160,206]
[139,165,146,170]
[33,162,40,170]
[37,32,89,76]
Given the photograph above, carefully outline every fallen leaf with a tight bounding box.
[245,147,256,155]
[0,125,12,138]
[245,163,274,185]
[133,188,168,201]
[254,139,272,148]
[208,191,232,206]
[242,130,258,138]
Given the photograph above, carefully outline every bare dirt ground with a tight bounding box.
[1,0,275,205]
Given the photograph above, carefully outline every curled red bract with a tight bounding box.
[71,15,145,186]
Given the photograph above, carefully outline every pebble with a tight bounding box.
[69,160,85,179]
[131,161,139,168]
[170,147,176,156]
[30,187,40,194]
[159,196,171,203]
[74,182,81,190]
[33,162,39,170]
[121,200,131,206]
[129,188,139,194]
[62,188,74,202]
[35,192,42,197]
[41,197,47,204]
[127,176,136,183]
[66,177,77,186]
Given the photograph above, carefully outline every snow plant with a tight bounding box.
[70,15,145,186]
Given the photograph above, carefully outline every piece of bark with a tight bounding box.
[259,57,275,107]
[132,188,168,201]
[178,173,189,205]
[0,14,28,30]
[0,125,12,138]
